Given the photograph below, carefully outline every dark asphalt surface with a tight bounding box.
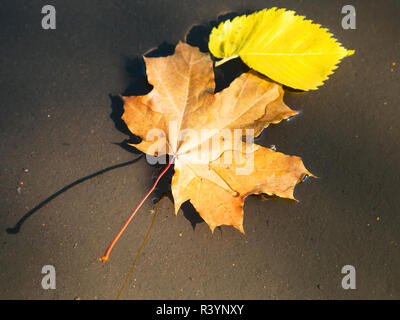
[0,0,399,299]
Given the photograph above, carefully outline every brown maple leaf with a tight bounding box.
[121,42,312,233]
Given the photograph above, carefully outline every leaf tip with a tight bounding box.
[236,224,245,235]
[346,49,355,57]
[174,206,180,216]
[307,172,319,179]
[209,224,216,233]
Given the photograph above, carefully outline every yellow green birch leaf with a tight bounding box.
[209,8,355,90]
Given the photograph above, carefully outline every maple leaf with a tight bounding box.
[121,42,312,233]
[209,8,354,90]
